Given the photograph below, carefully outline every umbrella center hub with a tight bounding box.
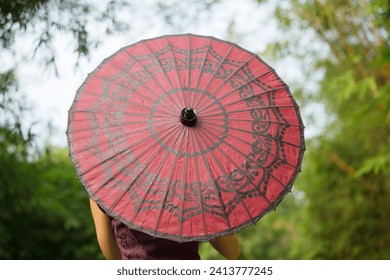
[180,107,197,127]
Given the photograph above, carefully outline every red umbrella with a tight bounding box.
[67,34,305,242]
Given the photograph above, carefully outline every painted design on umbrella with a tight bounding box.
[67,34,305,242]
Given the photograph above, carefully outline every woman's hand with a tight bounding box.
[209,234,241,260]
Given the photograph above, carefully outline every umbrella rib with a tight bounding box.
[107,125,186,215]
[202,118,302,128]
[224,54,265,84]
[69,125,153,150]
[68,118,180,134]
[200,69,276,113]
[185,34,191,106]
[70,108,150,118]
[76,122,182,177]
[267,170,293,191]
[194,127,256,223]
[78,130,180,199]
[88,124,184,200]
[71,108,177,119]
[80,80,180,116]
[198,123,298,177]
[95,56,179,113]
[70,121,180,153]
[202,105,299,119]
[192,44,236,110]
[192,128,232,229]
[72,107,177,119]
[197,70,278,114]
[125,48,182,113]
[164,36,187,109]
[196,126,271,205]
[204,105,297,121]
[200,122,300,169]
[142,40,185,109]
[194,55,259,111]
[200,91,297,117]
[198,125,305,193]
[72,101,178,119]
[178,127,189,242]
[228,125,304,149]
[199,119,303,149]
[127,128,186,225]
[124,50,182,113]
[189,128,209,239]
[190,36,212,108]
[152,126,187,237]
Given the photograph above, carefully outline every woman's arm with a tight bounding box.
[89,199,122,260]
[209,234,241,260]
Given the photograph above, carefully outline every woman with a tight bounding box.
[90,199,241,260]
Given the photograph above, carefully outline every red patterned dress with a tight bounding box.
[110,218,200,260]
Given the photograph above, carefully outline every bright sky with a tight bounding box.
[6,0,321,147]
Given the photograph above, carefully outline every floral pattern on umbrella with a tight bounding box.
[67,34,305,242]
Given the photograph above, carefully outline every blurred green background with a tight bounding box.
[1,0,389,259]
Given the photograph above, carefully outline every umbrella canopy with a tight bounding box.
[67,34,305,242]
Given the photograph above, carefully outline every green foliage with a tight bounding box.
[2,0,389,260]
[1,0,129,72]
[0,0,128,259]
[0,26,102,260]
[236,194,301,260]
[266,0,390,259]
[199,194,301,260]
[0,133,102,259]
[292,137,390,259]
[32,148,102,259]
[0,68,101,260]
[0,0,49,48]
